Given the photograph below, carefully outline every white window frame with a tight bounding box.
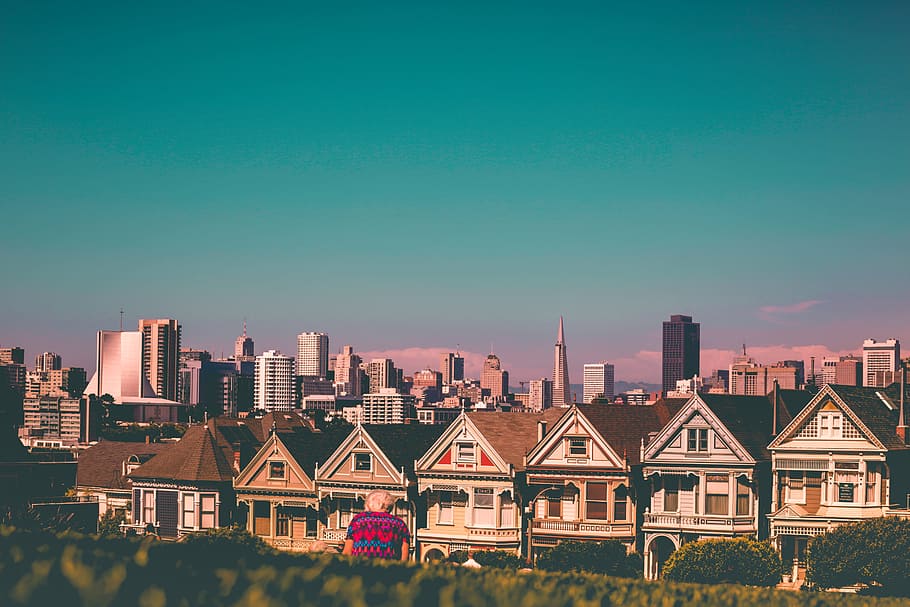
[200,493,217,529]
[268,460,286,480]
[567,437,588,457]
[456,442,475,463]
[353,452,372,472]
[181,493,196,528]
[472,487,495,527]
[438,491,454,525]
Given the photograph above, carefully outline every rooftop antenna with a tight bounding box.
[742,343,747,357]
[242,318,247,337]
[120,308,124,332]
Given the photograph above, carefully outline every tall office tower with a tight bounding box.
[728,359,798,395]
[0,347,25,365]
[583,362,615,404]
[863,338,900,387]
[83,330,146,401]
[362,388,416,424]
[254,350,295,412]
[367,358,398,392]
[821,357,839,385]
[662,314,700,395]
[481,353,509,399]
[138,318,181,401]
[552,317,571,407]
[528,378,553,412]
[35,352,62,372]
[835,356,863,386]
[234,321,254,360]
[296,332,329,377]
[334,345,363,397]
[440,351,465,385]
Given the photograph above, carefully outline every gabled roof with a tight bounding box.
[698,393,793,460]
[362,424,448,473]
[466,408,566,471]
[278,427,350,476]
[829,384,909,450]
[129,424,235,483]
[576,399,688,465]
[76,440,172,489]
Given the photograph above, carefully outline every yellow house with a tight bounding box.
[314,423,445,554]
[415,409,564,561]
[234,428,347,552]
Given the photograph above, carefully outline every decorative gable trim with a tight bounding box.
[315,425,403,484]
[415,412,511,476]
[525,405,626,470]
[769,385,885,450]
[643,394,754,463]
[234,434,314,491]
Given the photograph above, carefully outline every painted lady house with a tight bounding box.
[523,401,685,560]
[768,382,910,586]
[314,423,446,553]
[415,409,564,561]
[640,389,807,579]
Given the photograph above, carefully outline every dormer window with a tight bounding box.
[687,428,708,452]
[456,442,475,463]
[567,438,588,457]
[354,453,372,472]
[268,461,286,479]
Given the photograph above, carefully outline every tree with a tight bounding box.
[97,510,126,536]
[808,517,910,596]
[473,550,524,569]
[662,537,781,586]
[536,540,641,578]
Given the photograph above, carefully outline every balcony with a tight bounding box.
[531,519,633,537]
[643,512,755,534]
[467,527,521,541]
[266,536,318,552]
[416,526,521,545]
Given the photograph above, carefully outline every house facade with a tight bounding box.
[314,423,445,553]
[641,392,799,579]
[415,409,564,561]
[768,383,910,585]
[524,402,685,559]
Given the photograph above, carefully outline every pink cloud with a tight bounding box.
[759,300,823,315]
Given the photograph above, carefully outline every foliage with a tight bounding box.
[447,550,469,564]
[4,527,910,607]
[97,511,126,537]
[98,423,186,443]
[662,537,782,586]
[536,540,642,578]
[178,525,271,559]
[808,517,910,596]
[473,550,524,569]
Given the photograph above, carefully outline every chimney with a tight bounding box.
[537,421,547,443]
[232,442,242,473]
[145,434,150,444]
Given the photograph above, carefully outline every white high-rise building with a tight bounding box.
[862,338,900,387]
[296,332,329,377]
[362,387,416,424]
[254,350,295,412]
[334,345,362,397]
[138,318,181,401]
[583,362,615,404]
[83,331,148,401]
[528,378,553,412]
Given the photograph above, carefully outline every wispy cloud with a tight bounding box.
[759,300,823,315]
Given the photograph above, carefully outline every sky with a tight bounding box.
[1,2,908,383]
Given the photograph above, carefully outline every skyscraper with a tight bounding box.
[139,318,181,401]
[662,314,700,395]
[440,351,465,385]
[481,353,509,400]
[334,345,363,397]
[862,338,900,387]
[35,352,62,372]
[552,317,571,407]
[296,332,329,378]
[367,358,398,392]
[583,362,615,404]
[528,378,553,412]
[234,321,254,360]
[83,330,146,401]
[254,350,295,412]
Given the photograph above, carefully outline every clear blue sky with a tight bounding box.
[2,2,908,382]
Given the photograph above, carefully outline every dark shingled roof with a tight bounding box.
[76,440,172,489]
[827,383,910,450]
[698,392,796,460]
[363,423,449,473]
[278,427,351,476]
[466,408,566,470]
[129,424,235,483]
[576,399,688,465]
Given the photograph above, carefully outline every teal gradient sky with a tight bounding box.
[2,2,908,382]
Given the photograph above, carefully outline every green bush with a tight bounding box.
[662,537,782,586]
[447,550,469,564]
[536,540,641,578]
[473,550,524,569]
[97,510,126,537]
[3,527,909,607]
[808,518,910,596]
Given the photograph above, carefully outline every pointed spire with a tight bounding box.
[557,315,565,345]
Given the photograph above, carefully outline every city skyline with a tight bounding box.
[2,3,909,382]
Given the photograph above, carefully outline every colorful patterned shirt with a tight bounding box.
[345,511,410,559]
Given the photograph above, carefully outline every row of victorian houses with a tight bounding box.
[75,382,910,583]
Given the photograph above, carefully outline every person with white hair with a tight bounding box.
[342,489,410,561]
